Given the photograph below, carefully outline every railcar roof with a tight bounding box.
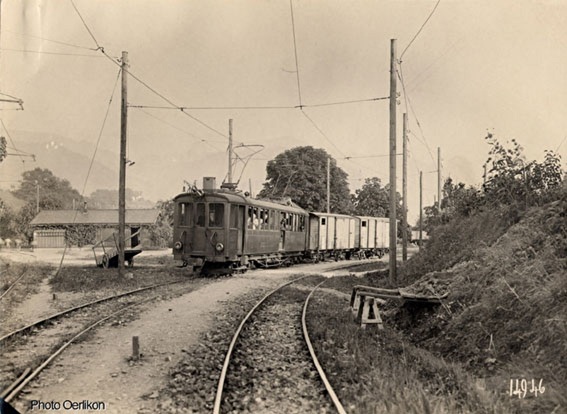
[174,191,307,214]
[310,212,357,219]
[355,215,389,221]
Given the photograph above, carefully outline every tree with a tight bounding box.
[352,177,403,219]
[483,134,564,208]
[13,168,82,210]
[258,146,352,213]
[147,199,175,248]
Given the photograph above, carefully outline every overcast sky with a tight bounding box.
[1,0,566,222]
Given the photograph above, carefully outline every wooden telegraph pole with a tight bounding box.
[326,157,331,213]
[419,170,423,249]
[228,119,233,184]
[437,147,442,211]
[388,39,397,284]
[118,51,128,277]
[402,113,408,261]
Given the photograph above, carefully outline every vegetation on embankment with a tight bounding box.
[331,185,566,412]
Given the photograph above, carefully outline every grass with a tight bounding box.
[308,193,567,413]
[50,263,192,293]
[307,291,513,413]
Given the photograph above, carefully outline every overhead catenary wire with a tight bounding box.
[68,0,228,142]
[400,0,442,60]
[289,0,303,108]
[127,96,389,111]
[2,29,100,51]
[55,67,121,274]
[0,48,104,58]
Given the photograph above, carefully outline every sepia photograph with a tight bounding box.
[0,1,565,413]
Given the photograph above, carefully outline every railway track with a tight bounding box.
[0,278,192,402]
[214,276,347,414]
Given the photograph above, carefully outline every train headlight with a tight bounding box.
[174,241,183,250]
[215,242,224,252]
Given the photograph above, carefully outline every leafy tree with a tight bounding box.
[258,146,352,213]
[13,168,82,210]
[483,134,563,207]
[147,199,175,248]
[352,177,402,219]
[440,178,483,218]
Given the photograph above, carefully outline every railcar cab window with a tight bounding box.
[179,203,193,226]
[196,203,205,227]
[208,203,224,227]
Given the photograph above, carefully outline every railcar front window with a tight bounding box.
[209,203,224,227]
[179,203,193,226]
[196,203,205,227]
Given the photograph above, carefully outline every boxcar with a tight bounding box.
[356,216,389,257]
[307,212,359,260]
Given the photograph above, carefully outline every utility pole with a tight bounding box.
[326,157,330,213]
[36,181,40,213]
[419,171,423,249]
[388,39,397,285]
[118,51,128,277]
[228,119,233,184]
[437,147,442,212]
[402,113,408,261]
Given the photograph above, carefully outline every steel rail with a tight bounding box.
[302,280,347,414]
[0,269,27,300]
[0,279,187,344]
[212,275,310,414]
[3,299,149,402]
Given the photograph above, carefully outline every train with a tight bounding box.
[172,177,392,274]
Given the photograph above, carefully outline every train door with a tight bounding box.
[230,204,245,254]
[360,219,368,249]
[369,219,377,249]
[193,202,207,254]
[279,211,286,251]
[319,216,327,251]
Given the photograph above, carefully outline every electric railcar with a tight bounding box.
[172,178,390,274]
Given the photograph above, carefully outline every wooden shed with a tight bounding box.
[30,209,160,248]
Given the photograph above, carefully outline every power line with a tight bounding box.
[128,96,389,111]
[289,0,303,108]
[400,0,442,60]
[69,0,102,50]
[1,48,104,58]
[79,68,121,196]
[397,63,436,165]
[133,107,226,153]
[300,109,346,158]
[2,29,99,51]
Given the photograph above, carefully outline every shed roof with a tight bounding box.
[30,209,160,226]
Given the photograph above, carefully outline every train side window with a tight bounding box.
[259,209,267,230]
[209,203,224,227]
[230,205,241,229]
[247,207,254,229]
[321,217,326,226]
[299,215,305,232]
[280,212,286,230]
[362,220,367,227]
[269,210,277,230]
[292,214,297,231]
[196,203,205,227]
